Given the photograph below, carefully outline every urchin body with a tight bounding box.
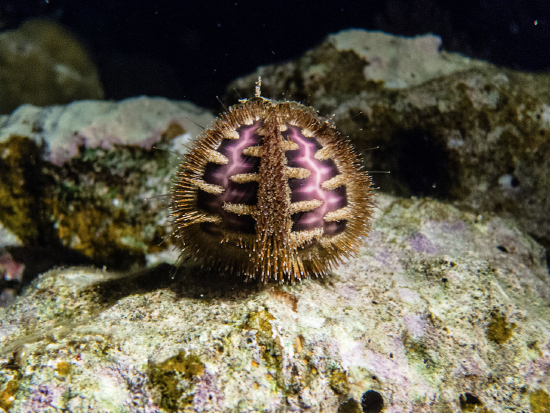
[170,95,374,283]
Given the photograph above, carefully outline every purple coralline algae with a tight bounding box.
[0,195,548,412]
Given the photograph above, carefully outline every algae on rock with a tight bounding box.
[0,97,215,272]
[0,195,549,412]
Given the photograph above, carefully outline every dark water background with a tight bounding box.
[1,0,548,108]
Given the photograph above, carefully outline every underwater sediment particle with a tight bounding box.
[170,80,374,283]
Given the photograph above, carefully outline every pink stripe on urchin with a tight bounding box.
[284,125,347,235]
[198,122,263,234]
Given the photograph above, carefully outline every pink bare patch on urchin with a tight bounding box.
[284,125,347,235]
[198,122,262,234]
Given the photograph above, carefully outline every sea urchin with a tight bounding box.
[170,83,374,283]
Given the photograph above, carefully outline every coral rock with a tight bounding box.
[0,19,104,114]
[0,195,549,412]
[227,29,550,256]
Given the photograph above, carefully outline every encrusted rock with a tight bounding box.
[0,97,215,273]
[226,29,550,255]
[0,195,549,412]
[0,19,104,115]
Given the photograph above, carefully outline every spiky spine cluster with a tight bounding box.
[170,97,374,283]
